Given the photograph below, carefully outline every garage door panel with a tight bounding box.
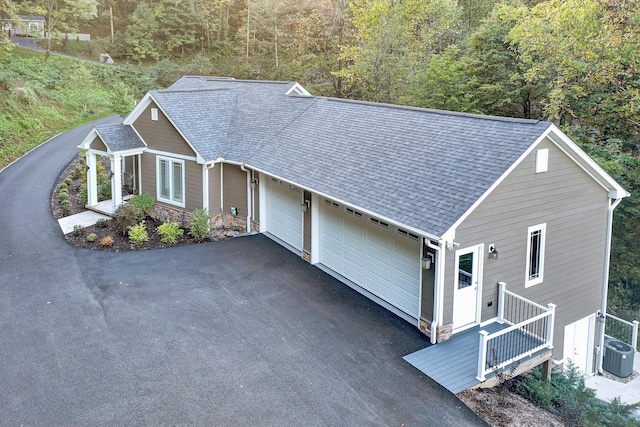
[267,180,302,251]
[319,200,420,320]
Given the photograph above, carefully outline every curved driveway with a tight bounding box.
[0,118,485,425]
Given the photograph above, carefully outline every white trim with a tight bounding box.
[146,148,197,162]
[525,223,546,287]
[77,127,98,149]
[156,156,186,208]
[536,148,549,173]
[443,125,629,238]
[123,93,206,164]
[151,107,158,121]
[286,83,312,96]
[452,244,484,331]
[246,165,440,241]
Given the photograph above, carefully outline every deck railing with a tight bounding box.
[605,313,639,351]
[477,282,556,381]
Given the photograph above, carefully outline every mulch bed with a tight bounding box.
[52,154,221,252]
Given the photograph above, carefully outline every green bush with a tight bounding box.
[519,364,640,426]
[86,232,97,242]
[129,193,155,215]
[64,177,73,186]
[128,221,149,245]
[72,224,84,236]
[61,199,71,216]
[79,182,88,204]
[98,180,112,200]
[59,183,68,191]
[157,221,183,244]
[95,218,109,228]
[189,209,211,242]
[58,189,68,202]
[113,203,144,234]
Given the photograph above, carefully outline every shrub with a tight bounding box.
[519,364,640,426]
[128,221,149,245]
[59,183,68,191]
[113,203,144,234]
[64,177,73,186]
[157,221,183,244]
[79,182,88,204]
[95,218,109,228]
[99,235,114,247]
[72,224,84,236]
[189,209,211,242]
[129,193,155,215]
[86,232,97,242]
[61,199,71,216]
[58,190,68,202]
[98,180,111,200]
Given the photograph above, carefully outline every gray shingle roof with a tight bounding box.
[95,123,146,152]
[135,78,554,237]
[247,97,552,237]
[151,78,314,162]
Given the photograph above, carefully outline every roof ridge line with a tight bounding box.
[322,97,543,125]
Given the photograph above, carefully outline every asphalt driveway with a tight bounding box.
[0,117,486,425]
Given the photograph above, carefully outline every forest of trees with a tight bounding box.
[2,0,639,317]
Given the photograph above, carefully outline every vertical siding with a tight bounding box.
[446,138,609,360]
[133,101,196,157]
[421,249,436,321]
[223,164,247,217]
[209,164,222,215]
[140,152,202,212]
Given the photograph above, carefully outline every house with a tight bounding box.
[2,15,45,37]
[78,76,629,389]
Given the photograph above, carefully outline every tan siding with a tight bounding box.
[140,152,202,212]
[223,164,247,217]
[90,136,107,152]
[447,138,609,360]
[209,164,222,215]
[184,160,203,211]
[133,101,196,157]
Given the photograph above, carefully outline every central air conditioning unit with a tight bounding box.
[603,337,635,378]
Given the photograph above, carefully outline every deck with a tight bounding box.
[404,322,550,394]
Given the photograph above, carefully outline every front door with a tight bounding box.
[452,245,482,330]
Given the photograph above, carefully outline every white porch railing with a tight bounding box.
[477,282,556,381]
[605,313,639,352]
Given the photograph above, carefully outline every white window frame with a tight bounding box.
[525,223,546,287]
[536,148,549,173]
[156,156,185,208]
[151,107,158,121]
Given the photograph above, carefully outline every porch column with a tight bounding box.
[111,154,123,212]
[86,151,98,207]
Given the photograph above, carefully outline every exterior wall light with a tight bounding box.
[488,244,499,260]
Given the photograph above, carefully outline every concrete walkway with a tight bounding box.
[58,211,111,234]
[585,352,640,406]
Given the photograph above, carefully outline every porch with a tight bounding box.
[86,195,134,216]
[405,283,555,393]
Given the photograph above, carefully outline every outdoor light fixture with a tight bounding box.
[422,253,434,270]
[300,200,310,212]
[488,244,499,260]
[108,171,114,178]
[250,179,257,189]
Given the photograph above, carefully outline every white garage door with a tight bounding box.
[319,199,421,319]
[266,178,303,251]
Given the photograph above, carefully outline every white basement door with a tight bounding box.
[319,198,421,319]
[266,178,303,251]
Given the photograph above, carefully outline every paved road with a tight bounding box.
[0,119,486,425]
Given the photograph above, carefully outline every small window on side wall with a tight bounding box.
[151,107,158,121]
[536,148,549,173]
[525,223,546,287]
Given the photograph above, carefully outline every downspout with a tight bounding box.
[426,239,443,344]
[598,196,623,373]
[203,162,216,212]
[240,164,252,233]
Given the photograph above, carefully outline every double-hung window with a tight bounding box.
[157,156,185,207]
[525,223,546,287]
